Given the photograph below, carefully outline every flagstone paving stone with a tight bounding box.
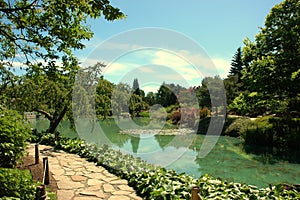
[27,144,143,200]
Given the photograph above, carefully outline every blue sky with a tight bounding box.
[76,0,283,93]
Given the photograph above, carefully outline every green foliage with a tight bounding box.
[0,197,20,200]
[241,0,300,115]
[241,117,274,146]
[224,117,252,137]
[224,75,243,105]
[0,168,37,200]
[129,94,149,117]
[169,109,181,125]
[1,0,125,133]
[228,92,288,116]
[132,78,145,98]
[139,111,150,118]
[195,76,226,112]
[0,107,31,167]
[199,107,210,119]
[95,76,114,118]
[144,92,156,106]
[178,88,198,107]
[197,175,300,199]
[242,117,300,151]
[229,47,244,77]
[156,84,178,107]
[111,83,131,117]
[164,104,180,114]
[268,117,300,149]
[0,0,124,68]
[32,133,300,199]
[197,117,211,134]
[132,78,140,91]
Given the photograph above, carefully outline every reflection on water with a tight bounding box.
[32,119,300,188]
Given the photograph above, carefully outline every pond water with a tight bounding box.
[32,119,300,188]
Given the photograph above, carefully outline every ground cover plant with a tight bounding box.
[0,168,38,200]
[32,132,300,200]
[0,107,31,167]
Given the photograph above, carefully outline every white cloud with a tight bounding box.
[138,66,155,73]
[79,57,100,68]
[211,58,231,78]
[104,62,133,76]
[152,50,190,68]
[150,50,204,85]
[82,47,231,90]
[154,49,231,79]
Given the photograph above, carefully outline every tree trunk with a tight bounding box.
[46,106,68,134]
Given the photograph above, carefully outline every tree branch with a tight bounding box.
[0,0,40,13]
[32,108,53,121]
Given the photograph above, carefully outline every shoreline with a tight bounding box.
[119,128,196,135]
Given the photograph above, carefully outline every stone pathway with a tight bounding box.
[27,144,143,200]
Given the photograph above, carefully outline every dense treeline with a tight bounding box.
[0,0,299,158]
[0,0,299,198]
[226,0,300,117]
[223,0,300,155]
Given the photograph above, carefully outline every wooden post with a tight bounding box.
[35,184,47,200]
[35,144,39,164]
[55,132,59,142]
[191,186,201,200]
[43,157,50,185]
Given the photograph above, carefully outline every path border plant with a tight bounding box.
[31,132,300,200]
[0,168,38,200]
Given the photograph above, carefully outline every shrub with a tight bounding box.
[0,107,31,167]
[224,117,252,137]
[164,104,180,113]
[197,117,211,134]
[199,107,210,119]
[54,136,300,199]
[268,117,300,149]
[139,111,149,118]
[242,116,274,146]
[0,168,37,200]
[30,132,300,199]
[242,116,300,149]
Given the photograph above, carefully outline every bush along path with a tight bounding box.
[26,143,143,200]
[31,133,300,200]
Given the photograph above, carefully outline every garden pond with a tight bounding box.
[31,118,300,188]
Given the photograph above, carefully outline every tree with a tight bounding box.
[129,94,149,117]
[196,76,226,115]
[132,78,145,98]
[241,0,300,115]
[178,87,198,107]
[72,62,106,125]
[156,83,178,107]
[229,47,243,77]
[95,76,114,118]
[5,66,76,134]
[195,79,210,109]
[0,0,124,69]
[145,92,156,106]
[111,83,131,118]
[0,0,124,133]
[132,78,139,91]
[224,75,240,106]
[225,47,245,106]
